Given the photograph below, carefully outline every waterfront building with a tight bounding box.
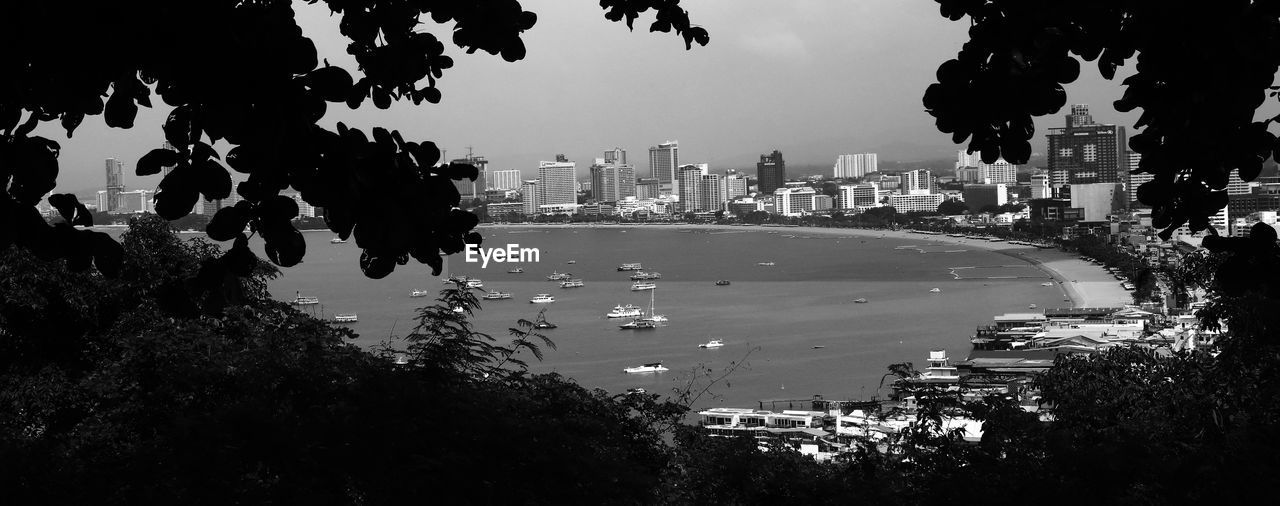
[105,158,125,212]
[813,194,833,211]
[677,165,702,212]
[963,184,1008,213]
[757,150,786,195]
[902,169,933,195]
[699,173,724,212]
[888,193,944,213]
[488,169,522,191]
[635,177,661,199]
[537,159,576,207]
[116,190,152,214]
[833,153,877,179]
[521,180,540,215]
[774,187,816,217]
[726,197,764,216]
[722,171,748,201]
[955,149,1017,184]
[283,192,316,218]
[1047,104,1127,187]
[1069,182,1124,222]
[589,160,636,204]
[1031,173,1051,200]
[451,153,488,201]
[838,184,881,208]
[96,190,109,213]
[487,201,525,218]
[648,141,679,194]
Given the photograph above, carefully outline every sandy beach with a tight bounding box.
[479,222,1135,309]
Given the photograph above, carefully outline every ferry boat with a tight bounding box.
[699,339,724,349]
[546,271,574,281]
[481,291,512,300]
[617,263,643,271]
[606,304,643,318]
[757,261,776,266]
[529,294,555,304]
[410,289,430,298]
[291,293,320,305]
[629,271,662,280]
[630,282,657,291]
[333,313,358,323]
[465,279,484,289]
[560,279,585,288]
[929,287,942,293]
[623,362,668,374]
[715,280,731,286]
[508,267,524,274]
[330,237,346,244]
[853,298,868,303]
[619,319,658,330]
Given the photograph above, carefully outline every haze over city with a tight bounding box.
[44,0,1137,194]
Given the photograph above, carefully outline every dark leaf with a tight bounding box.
[164,106,192,148]
[60,112,84,137]
[136,148,180,176]
[307,66,354,102]
[222,235,258,276]
[197,160,233,201]
[104,87,138,129]
[206,205,250,241]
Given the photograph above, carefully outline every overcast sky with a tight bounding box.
[47,0,1139,194]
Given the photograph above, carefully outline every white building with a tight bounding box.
[888,193,944,213]
[722,172,748,200]
[774,187,817,216]
[488,169,522,191]
[699,173,724,212]
[833,153,877,179]
[956,150,1017,184]
[901,169,933,195]
[838,184,881,209]
[537,160,576,207]
[1069,182,1123,222]
[648,140,679,194]
[1232,211,1280,237]
[1031,173,1052,199]
[520,180,540,215]
[1125,153,1153,209]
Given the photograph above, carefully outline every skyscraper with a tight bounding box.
[1031,173,1052,200]
[521,180,540,215]
[450,152,488,201]
[833,153,877,179]
[756,150,786,195]
[1046,104,1127,187]
[590,161,636,204]
[721,171,748,201]
[678,165,702,212]
[604,147,627,165]
[699,174,724,212]
[488,169,522,191]
[902,169,933,194]
[104,158,125,212]
[537,159,576,207]
[648,141,679,194]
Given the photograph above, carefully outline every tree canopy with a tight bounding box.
[0,0,706,281]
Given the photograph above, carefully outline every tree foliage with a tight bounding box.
[0,0,706,280]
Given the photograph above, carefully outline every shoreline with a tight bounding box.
[479,222,1134,309]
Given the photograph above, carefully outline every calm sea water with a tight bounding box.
[226,226,1069,410]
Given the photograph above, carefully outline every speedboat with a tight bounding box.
[560,279,585,288]
[757,261,775,266]
[566,260,577,264]
[330,237,346,244]
[929,287,942,293]
[529,294,555,304]
[617,263,643,271]
[465,279,484,289]
[606,304,643,318]
[508,267,524,274]
[533,320,557,329]
[853,298,868,303]
[1041,282,1054,286]
[630,282,656,291]
[699,339,724,349]
[546,271,573,281]
[410,289,430,298]
[619,319,658,330]
[715,280,730,286]
[623,362,668,374]
[482,291,512,300]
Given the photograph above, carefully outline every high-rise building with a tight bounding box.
[1227,170,1253,196]
[699,174,724,212]
[902,169,933,195]
[450,153,488,201]
[773,187,816,217]
[721,171,748,201]
[1047,104,1126,187]
[590,161,636,204]
[756,150,786,195]
[678,165,702,212]
[1125,153,1153,209]
[956,150,1017,184]
[604,147,627,165]
[159,142,178,180]
[963,184,1008,213]
[838,184,881,208]
[635,178,661,200]
[1069,182,1124,222]
[488,169,522,191]
[888,193,944,213]
[537,159,576,207]
[104,158,125,212]
[648,141,679,194]
[521,180,540,215]
[833,153,877,179]
[1031,174,1052,200]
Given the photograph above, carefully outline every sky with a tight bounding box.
[46,0,1139,194]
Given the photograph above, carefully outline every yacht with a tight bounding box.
[465,279,484,289]
[630,282,657,291]
[699,339,724,349]
[757,261,776,266]
[629,271,662,280]
[291,293,319,305]
[623,362,668,374]
[333,313,358,323]
[560,279,585,288]
[640,289,667,323]
[853,298,868,303]
[715,280,731,286]
[410,289,430,298]
[929,287,942,293]
[481,291,512,300]
[619,319,658,330]
[546,271,574,281]
[330,237,346,244]
[606,304,643,318]
[529,294,555,304]
[508,267,524,274]
[617,263,643,271]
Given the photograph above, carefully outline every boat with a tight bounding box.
[617,263,643,271]
[715,280,730,286]
[1028,303,1038,309]
[333,313,358,323]
[1041,282,1055,287]
[452,306,465,313]
[291,292,319,305]
[699,339,724,349]
[410,289,430,298]
[853,298,868,303]
[533,320,557,329]
[546,271,574,281]
[757,261,775,266]
[812,345,826,349]
[623,362,668,374]
[508,267,524,274]
[606,304,643,318]
[529,294,555,304]
[330,237,346,244]
[640,289,667,323]
[626,388,647,395]
[443,275,468,285]
[929,287,942,293]
[630,282,657,291]
[566,260,576,264]
[481,291,512,300]
[392,353,410,365]
[465,279,484,289]
[619,319,658,330]
[560,279,585,288]
[629,271,662,280]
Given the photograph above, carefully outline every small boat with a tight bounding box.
[629,271,662,280]
[443,275,468,285]
[533,320,557,329]
[623,362,668,374]
[1028,303,1038,309]
[566,260,577,264]
[508,267,524,274]
[546,271,573,281]
[530,294,555,304]
[560,279,585,288]
[757,261,775,266]
[606,304,643,318]
[617,263,643,271]
[630,282,657,291]
[291,292,319,305]
[465,279,484,289]
[929,287,942,293]
[333,313,358,323]
[619,319,658,330]
[410,289,430,298]
[699,339,724,349]
[330,237,346,244]
[853,298,868,303]
[715,280,730,286]
[812,345,826,349]
[481,291,512,300]
[1041,282,1054,286]
[626,388,647,395]
[392,353,410,365]
[452,306,465,314]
